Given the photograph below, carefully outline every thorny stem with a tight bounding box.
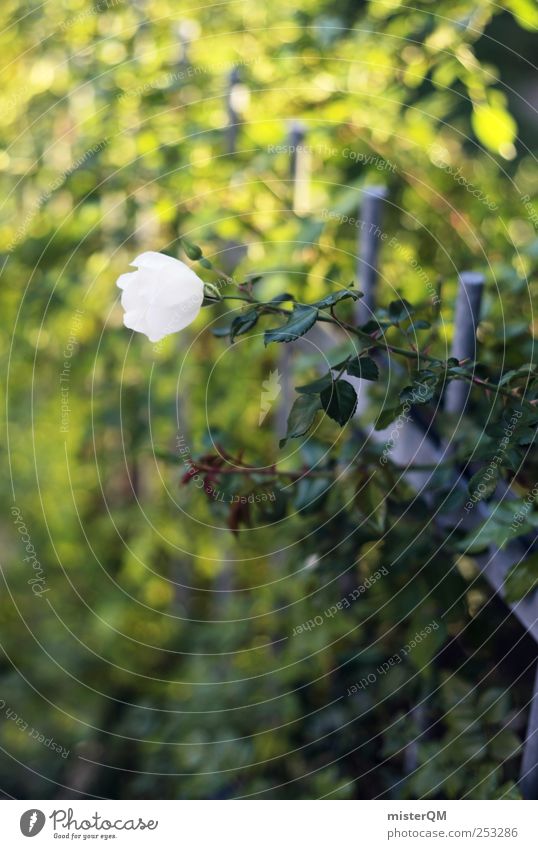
[213,294,534,408]
[187,462,324,480]
[185,459,454,482]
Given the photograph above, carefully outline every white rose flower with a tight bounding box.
[116,251,205,343]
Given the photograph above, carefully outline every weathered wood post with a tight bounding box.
[226,66,241,154]
[276,122,312,435]
[444,272,484,415]
[176,20,195,67]
[356,186,387,327]
[353,187,387,418]
[226,67,250,155]
[287,120,310,216]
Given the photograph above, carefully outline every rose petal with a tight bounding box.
[153,267,204,308]
[145,302,201,342]
[120,269,154,310]
[116,271,137,290]
[131,251,185,272]
[123,308,149,335]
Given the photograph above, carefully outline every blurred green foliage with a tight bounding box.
[0,0,537,799]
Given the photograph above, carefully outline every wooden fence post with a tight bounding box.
[226,67,250,155]
[356,186,387,327]
[226,67,241,154]
[444,272,484,415]
[276,122,312,435]
[287,120,310,216]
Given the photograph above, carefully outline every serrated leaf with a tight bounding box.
[477,688,509,725]
[294,476,332,513]
[472,103,517,155]
[457,515,524,554]
[264,305,318,345]
[388,298,414,323]
[230,310,258,342]
[320,379,357,426]
[313,289,362,309]
[488,730,521,762]
[399,382,435,405]
[270,292,294,304]
[279,394,321,447]
[296,373,333,395]
[361,319,390,333]
[408,621,446,670]
[375,405,403,431]
[467,466,499,501]
[346,356,379,381]
[504,553,538,602]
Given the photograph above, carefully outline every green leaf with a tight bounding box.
[270,292,294,304]
[472,102,517,156]
[408,621,446,670]
[505,553,538,602]
[361,319,390,333]
[388,298,414,323]
[488,730,521,762]
[467,467,500,501]
[320,379,357,426]
[296,373,333,395]
[477,688,510,725]
[294,477,332,513]
[279,394,321,447]
[457,514,528,554]
[359,478,387,533]
[375,405,403,430]
[264,305,318,345]
[230,310,258,342]
[494,782,521,800]
[345,356,379,381]
[312,289,362,309]
[399,382,435,404]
